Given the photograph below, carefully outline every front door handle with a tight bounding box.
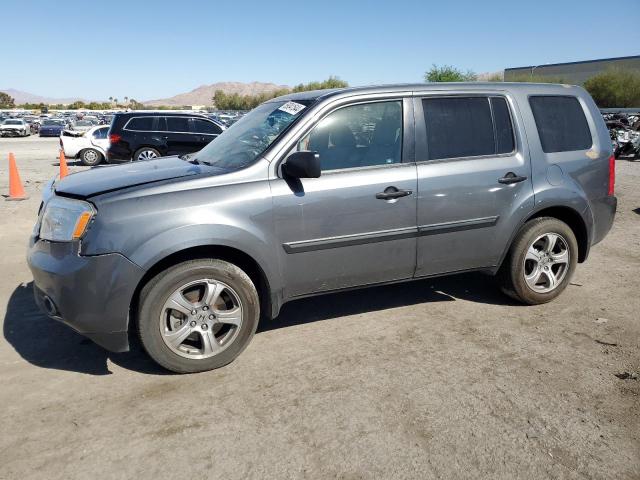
[498,172,528,184]
[376,187,413,200]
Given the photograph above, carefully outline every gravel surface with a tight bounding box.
[1,136,638,480]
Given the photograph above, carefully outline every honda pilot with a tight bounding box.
[28,83,616,373]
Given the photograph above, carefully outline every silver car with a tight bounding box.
[28,83,617,373]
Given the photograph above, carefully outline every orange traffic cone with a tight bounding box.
[6,152,28,201]
[59,150,69,179]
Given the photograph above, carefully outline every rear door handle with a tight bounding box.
[376,187,413,200]
[498,172,528,184]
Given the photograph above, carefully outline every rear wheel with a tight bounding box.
[80,148,103,166]
[133,147,160,161]
[137,259,260,373]
[499,217,578,304]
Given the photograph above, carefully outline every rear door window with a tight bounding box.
[92,127,108,139]
[125,117,155,131]
[529,96,592,153]
[191,118,222,135]
[422,97,495,160]
[491,97,515,154]
[166,117,190,133]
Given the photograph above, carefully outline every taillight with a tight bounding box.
[109,133,121,144]
[608,154,615,196]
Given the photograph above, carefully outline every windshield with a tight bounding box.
[75,120,93,126]
[4,120,22,125]
[42,120,62,126]
[194,99,313,169]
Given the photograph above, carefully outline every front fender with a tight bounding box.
[127,223,281,291]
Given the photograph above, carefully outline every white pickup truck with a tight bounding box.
[60,125,109,166]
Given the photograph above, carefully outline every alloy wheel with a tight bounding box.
[137,150,158,160]
[523,233,570,293]
[159,279,243,359]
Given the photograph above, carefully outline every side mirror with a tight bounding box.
[282,151,321,179]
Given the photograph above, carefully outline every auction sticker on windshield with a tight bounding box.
[278,101,306,116]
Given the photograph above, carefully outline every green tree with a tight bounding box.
[68,101,87,109]
[0,91,16,108]
[128,99,145,110]
[584,68,640,108]
[424,65,476,82]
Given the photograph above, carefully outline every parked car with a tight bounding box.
[39,119,66,137]
[0,118,30,137]
[70,119,96,133]
[28,83,616,373]
[106,112,225,161]
[60,125,109,166]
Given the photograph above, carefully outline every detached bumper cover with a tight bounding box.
[27,238,145,352]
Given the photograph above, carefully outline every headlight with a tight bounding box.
[39,196,95,242]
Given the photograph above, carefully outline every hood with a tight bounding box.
[55,156,221,198]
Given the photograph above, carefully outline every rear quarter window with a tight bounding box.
[529,96,592,153]
[125,117,155,131]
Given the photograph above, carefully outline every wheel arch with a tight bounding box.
[129,244,273,335]
[525,206,590,263]
[499,204,591,268]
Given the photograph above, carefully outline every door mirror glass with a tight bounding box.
[282,151,321,178]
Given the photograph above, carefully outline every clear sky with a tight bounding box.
[2,0,638,101]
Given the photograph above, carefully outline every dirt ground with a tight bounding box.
[0,136,638,480]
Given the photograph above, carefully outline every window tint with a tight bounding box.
[92,127,108,139]
[156,116,167,131]
[491,97,515,154]
[166,117,190,133]
[191,118,222,135]
[422,97,494,160]
[529,96,592,153]
[126,117,154,131]
[295,101,402,171]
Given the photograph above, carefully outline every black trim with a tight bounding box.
[418,216,499,236]
[282,216,499,253]
[283,227,417,253]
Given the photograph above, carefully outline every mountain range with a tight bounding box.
[143,81,289,106]
[1,81,289,107]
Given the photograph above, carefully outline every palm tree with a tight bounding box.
[124,96,129,105]
[108,96,113,105]
[114,98,119,106]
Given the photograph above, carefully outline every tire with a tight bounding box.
[80,148,103,166]
[133,147,160,161]
[137,259,260,373]
[498,217,578,305]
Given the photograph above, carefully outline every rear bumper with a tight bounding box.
[106,144,133,162]
[27,238,145,352]
[590,195,617,247]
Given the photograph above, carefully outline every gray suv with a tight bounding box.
[28,83,616,373]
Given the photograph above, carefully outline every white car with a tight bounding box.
[69,119,97,133]
[0,119,30,137]
[60,125,109,166]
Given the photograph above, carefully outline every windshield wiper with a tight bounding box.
[179,153,212,166]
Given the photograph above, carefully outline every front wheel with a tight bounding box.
[137,259,260,373]
[498,217,578,305]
